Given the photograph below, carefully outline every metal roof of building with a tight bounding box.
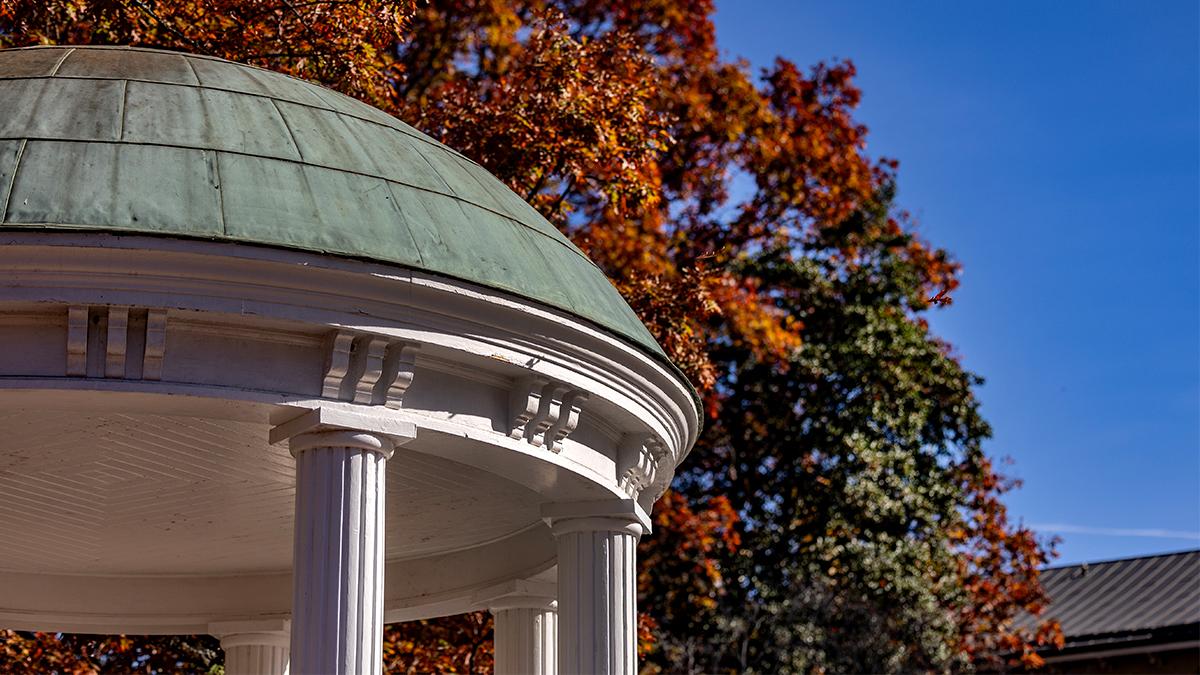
[0,45,666,359]
[1028,550,1200,641]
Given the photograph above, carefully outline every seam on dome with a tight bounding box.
[211,152,228,235]
[404,131,459,197]
[0,139,28,221]
[116,80,129,141]
[268,98,306,161]
[180,52,202,87]
[47,47,75,76]
[378,180,428,270]
[0,134,600,270]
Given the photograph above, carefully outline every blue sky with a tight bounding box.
[713,1,1200,565]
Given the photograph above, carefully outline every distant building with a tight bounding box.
[1030,550,1199,674]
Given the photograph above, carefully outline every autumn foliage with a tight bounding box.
[0,0,1061,672]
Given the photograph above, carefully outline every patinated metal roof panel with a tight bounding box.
[0,77,124,140]
[7,140,224,236]
[0,45,668,359]
[187,53,332,109]
[332,112,454,193]
[56,46,200,84]
[124,81,302,158]
[0,46,71,77]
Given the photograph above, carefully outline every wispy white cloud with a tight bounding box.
[1030,523,1200,540]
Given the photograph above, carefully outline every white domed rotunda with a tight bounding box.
[0,45,699,675]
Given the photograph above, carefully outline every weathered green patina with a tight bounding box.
[0,45,664,357]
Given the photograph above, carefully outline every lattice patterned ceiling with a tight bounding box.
[0,411,542,575]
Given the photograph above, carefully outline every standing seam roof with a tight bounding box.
[1019,550,1200,640]
[0,45,672,364]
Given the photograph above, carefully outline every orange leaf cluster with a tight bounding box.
[955,455,1065,669]
[0,0,414,102]
[640,491,741,598]
[392,8,670,228]
[382,611,494,674]
[709,275,804,368]
[0,631,94,674]
[747,59,875,230]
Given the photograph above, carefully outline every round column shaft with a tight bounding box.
[289,430,393,675]
[492,598,558,675]
[552,516,643,675]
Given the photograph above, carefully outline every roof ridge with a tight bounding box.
[1043,548,1200,571]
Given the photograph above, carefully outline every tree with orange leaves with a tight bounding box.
[0,1,1061,672]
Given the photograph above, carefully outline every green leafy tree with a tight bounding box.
[648,184,1025,672]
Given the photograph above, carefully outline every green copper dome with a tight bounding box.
[0,45,664,357]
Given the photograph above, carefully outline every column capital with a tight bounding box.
[268,406,417,449]
[208,618,291,643]
[288,429,395,459]
[541,499,651,538]
[475,578,558,613]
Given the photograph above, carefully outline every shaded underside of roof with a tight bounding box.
[0,45,669,362]
[1027,550,1200,642]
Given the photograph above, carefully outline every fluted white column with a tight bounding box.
[289,430,393,675]
[210,620,290,675]
[549,510,645,675]
[491,592,558,675]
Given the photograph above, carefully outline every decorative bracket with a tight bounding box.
[65,305,168,380]
[508,377,588,452]
[143,308,168,380]
[66,306,88,377]
[617,433,668,499]
[321,329,420,407]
